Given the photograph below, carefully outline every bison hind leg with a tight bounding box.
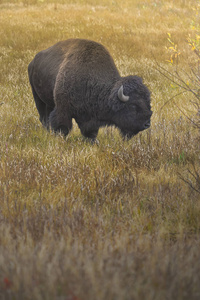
[30,84,53,127]
[49,108,72,136]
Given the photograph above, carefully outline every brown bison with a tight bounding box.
[28,39,152,140]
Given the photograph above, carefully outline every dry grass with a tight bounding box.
[0,0,200,299]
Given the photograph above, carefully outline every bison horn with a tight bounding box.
[118,85,129,102]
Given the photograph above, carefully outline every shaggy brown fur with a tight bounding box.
[28,39,152,140]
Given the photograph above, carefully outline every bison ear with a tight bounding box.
[118,85,129,102]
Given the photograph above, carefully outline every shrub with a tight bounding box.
[156,3,200,130]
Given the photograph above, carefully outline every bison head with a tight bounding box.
[109,75,152,139]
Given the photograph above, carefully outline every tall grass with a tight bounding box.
[0,0,200,299]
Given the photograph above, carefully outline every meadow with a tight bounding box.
[0,0,200,299]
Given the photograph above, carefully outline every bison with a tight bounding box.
[28,39,152,140]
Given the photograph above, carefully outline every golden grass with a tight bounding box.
[0,0,200,299]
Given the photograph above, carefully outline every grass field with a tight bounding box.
[0,0,200,299]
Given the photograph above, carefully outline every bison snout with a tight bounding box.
[143,121,151,129]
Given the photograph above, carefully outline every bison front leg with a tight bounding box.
[49,107,72,136]
[77,120,99,141]
[81,128,99,141]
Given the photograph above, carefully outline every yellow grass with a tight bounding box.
[0,0,200,299]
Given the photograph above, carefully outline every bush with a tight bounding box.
[155,3,200,195]
[156,3,200,130]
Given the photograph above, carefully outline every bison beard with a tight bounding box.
[28,39,152,141]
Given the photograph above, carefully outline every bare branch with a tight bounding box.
[178,173,200,194]
[160,90,187,110]
[173,102,199,127]
[155,65,190,91]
